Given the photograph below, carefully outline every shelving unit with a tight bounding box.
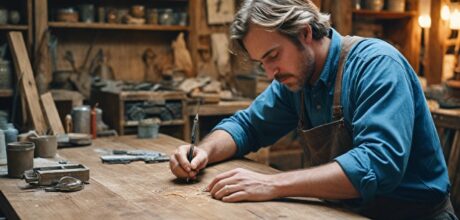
[324,0,420,72]
[35,0,200,83]
[31,0,200,140]
[0,1,33,123]
[93,90,190,141]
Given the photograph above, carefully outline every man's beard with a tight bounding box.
[275,48,315,92]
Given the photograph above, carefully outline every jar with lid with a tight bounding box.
[159,9,174,26]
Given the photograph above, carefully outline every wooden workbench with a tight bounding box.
[0,135,365,219]
[187,100,252,116]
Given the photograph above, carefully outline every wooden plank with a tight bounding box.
[0,135,365,219]
[8,31,47,134]
[352,10,416,19]
[0,25,28,30]
[0,89,13,97]
[40,92,65,135]
[48,22,189,31]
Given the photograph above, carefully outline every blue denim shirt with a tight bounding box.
[213,29,450,203]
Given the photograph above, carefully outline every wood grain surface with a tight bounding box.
[0,135,365,219]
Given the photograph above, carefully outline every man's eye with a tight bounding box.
[268,52,278,59]
[258,62,265,72]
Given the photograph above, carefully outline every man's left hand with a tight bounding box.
[205,168,278,202]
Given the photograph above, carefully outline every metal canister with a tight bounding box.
[71,105,91,134]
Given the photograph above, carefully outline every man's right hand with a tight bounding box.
[169,144,209,180]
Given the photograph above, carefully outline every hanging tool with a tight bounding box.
[187,101,201,182]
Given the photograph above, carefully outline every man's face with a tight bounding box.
[243,25,315,92]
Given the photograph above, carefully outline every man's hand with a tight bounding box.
[205,168,278,202]
[169,144,208,180]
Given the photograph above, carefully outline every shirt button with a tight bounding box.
[316,104,321,110]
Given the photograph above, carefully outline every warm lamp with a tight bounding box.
[418,0,432,28]
[441,4,451,21]
[450,3,460,30]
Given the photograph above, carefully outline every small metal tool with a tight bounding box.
[187,101,200,182]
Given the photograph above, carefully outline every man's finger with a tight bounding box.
[170,157,190,178]
[205,169,239,192]
[191,150,207,170]
[175,147,192,172]
[213,184,242,200]
[222,191,248,203]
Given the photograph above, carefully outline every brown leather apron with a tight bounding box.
[296,36,457,219]
[297,36,361,167]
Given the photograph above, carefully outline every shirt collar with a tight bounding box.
[311,28,342,89]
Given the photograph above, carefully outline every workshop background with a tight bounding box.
[0,0,460,216]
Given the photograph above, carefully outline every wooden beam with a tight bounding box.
[427,0,449,85]
[34,0,51,84]
[8,31,48,134]
[322,0,352,35]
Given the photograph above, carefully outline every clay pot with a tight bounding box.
[7,142,34,178]
[30,135,57,158]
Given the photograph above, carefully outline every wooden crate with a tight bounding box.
[94,90,190,141]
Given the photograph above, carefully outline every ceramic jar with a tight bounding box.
[387,0,406,12]
[3,123,18,145]
[365,0,384,11]
[0,9,7,25]
[0,59,12,89]
[159,9,174,25]
[7,142,34,178]
[8,10,20,24]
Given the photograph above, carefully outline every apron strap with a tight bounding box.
[332,36,365,120]
[299,91,306,129]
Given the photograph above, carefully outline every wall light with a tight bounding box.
[419,0,432,28]
[450,3,460,30]
[441,4,451,21]
[419,15,432,28]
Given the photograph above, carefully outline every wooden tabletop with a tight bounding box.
[0,135,365,219]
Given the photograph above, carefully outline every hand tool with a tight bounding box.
[187,101,200,182]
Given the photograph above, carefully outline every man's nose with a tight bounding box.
[265,65,279,80]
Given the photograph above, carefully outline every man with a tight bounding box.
[169,0,456,218]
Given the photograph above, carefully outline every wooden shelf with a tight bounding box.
[124,119,185,127]
[0,89,13,97]
[0,25,28,31]
[48,22,189,31]
[352,10,416,19]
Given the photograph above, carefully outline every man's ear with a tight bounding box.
[299,25,313,45]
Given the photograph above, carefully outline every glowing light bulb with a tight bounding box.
[418,15,432,28]
[441,5,451,20]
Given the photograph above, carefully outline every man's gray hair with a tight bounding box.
[230,0,331,57]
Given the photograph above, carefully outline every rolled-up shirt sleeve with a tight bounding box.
[213,81,299,158]
[335,55,415,203]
